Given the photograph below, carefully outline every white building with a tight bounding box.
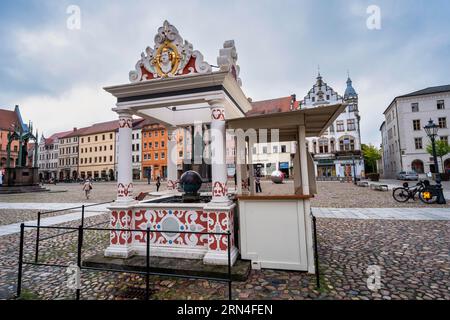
[38,130,70,181]
[301,73,364,179]
[381,85,450,178]
[242,96,299,177]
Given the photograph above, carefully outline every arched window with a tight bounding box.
[411,160,424,174]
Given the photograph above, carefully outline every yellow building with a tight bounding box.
[78,120,118,180]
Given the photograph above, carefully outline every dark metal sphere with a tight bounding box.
[179,170,203,194]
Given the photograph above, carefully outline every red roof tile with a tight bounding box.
[77,120,119,136]
[247,95,299,116]
[45,130,73,145]
[0,109,19,131]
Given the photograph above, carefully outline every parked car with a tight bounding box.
[397,171,419,181]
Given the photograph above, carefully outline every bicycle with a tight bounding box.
[392,180,438,204]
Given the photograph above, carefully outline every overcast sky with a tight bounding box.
[1,0,449,145]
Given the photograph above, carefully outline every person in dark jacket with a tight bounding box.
[156,176,161,192]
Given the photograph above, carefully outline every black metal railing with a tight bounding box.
[18,222,233,300]
[34,201,113,263]
[311,211,320,289]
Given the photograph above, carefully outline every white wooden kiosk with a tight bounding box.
[103,21,345,273]
[227,105,344,273]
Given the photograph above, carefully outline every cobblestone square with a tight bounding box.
[0,181,448,300]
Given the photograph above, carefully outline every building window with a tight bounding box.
[81,138,84,143]
[440,136,448,145]
[102,134,105,140]
[339,137,355,151]
[281,145,287,153]
[413,119,421,131]
[110,156,113,162]
[110,133,113,139]
[155,142,159,148]
[336,121,345,132]
[149,142,152,148]
[161,141,165,148]
[347,119,356,131]
[262,146,268,154]
[136,144,140,151]
[411,103,419,112]
[136,155,140,162]
[179,151,183,157]
[161,152,165,159]
[110,145,113,150]
[318,138,329,153]
[155,153,159,160]
[414,137,423,149]
[95,136,98,142]
[161,130,165,136]
[437,100,445,110]
[273,145,278,153]
[438,117,447,128]
[329,124,335,133]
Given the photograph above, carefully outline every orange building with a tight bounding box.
[141,123,168,180]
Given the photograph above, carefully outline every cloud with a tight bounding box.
[1,0,449,148]
[16,85,115,137]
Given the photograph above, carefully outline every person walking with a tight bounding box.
[156,176,161,192]
[82,178,93,200]
[255,174,262,193]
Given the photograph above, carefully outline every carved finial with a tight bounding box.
[217,40,242,86]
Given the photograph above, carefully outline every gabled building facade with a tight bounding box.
[38,130,71,181]
[301,73,364,179]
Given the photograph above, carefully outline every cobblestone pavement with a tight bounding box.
[0,215,448,300]
[313,207,450,220]
[1,180,449,208]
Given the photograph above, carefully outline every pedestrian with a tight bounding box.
[255,174,262,193]
[0,168,4,186]
[82,178,93,200]
[156,175,161,192]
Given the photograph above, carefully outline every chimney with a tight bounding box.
[73,127,77,132]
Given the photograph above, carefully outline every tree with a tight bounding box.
[362,144,381,173]
[426,140,450,172]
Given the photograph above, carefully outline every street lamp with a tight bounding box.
[424,119,446,204]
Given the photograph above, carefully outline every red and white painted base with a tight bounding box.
[104,200,238,266]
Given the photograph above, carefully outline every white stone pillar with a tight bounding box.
[167,127,178,191]
[116,111,134,202]
[298,125,310,196]
[210,103,229,203]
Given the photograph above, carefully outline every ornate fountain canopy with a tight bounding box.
[129,20,212,82]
